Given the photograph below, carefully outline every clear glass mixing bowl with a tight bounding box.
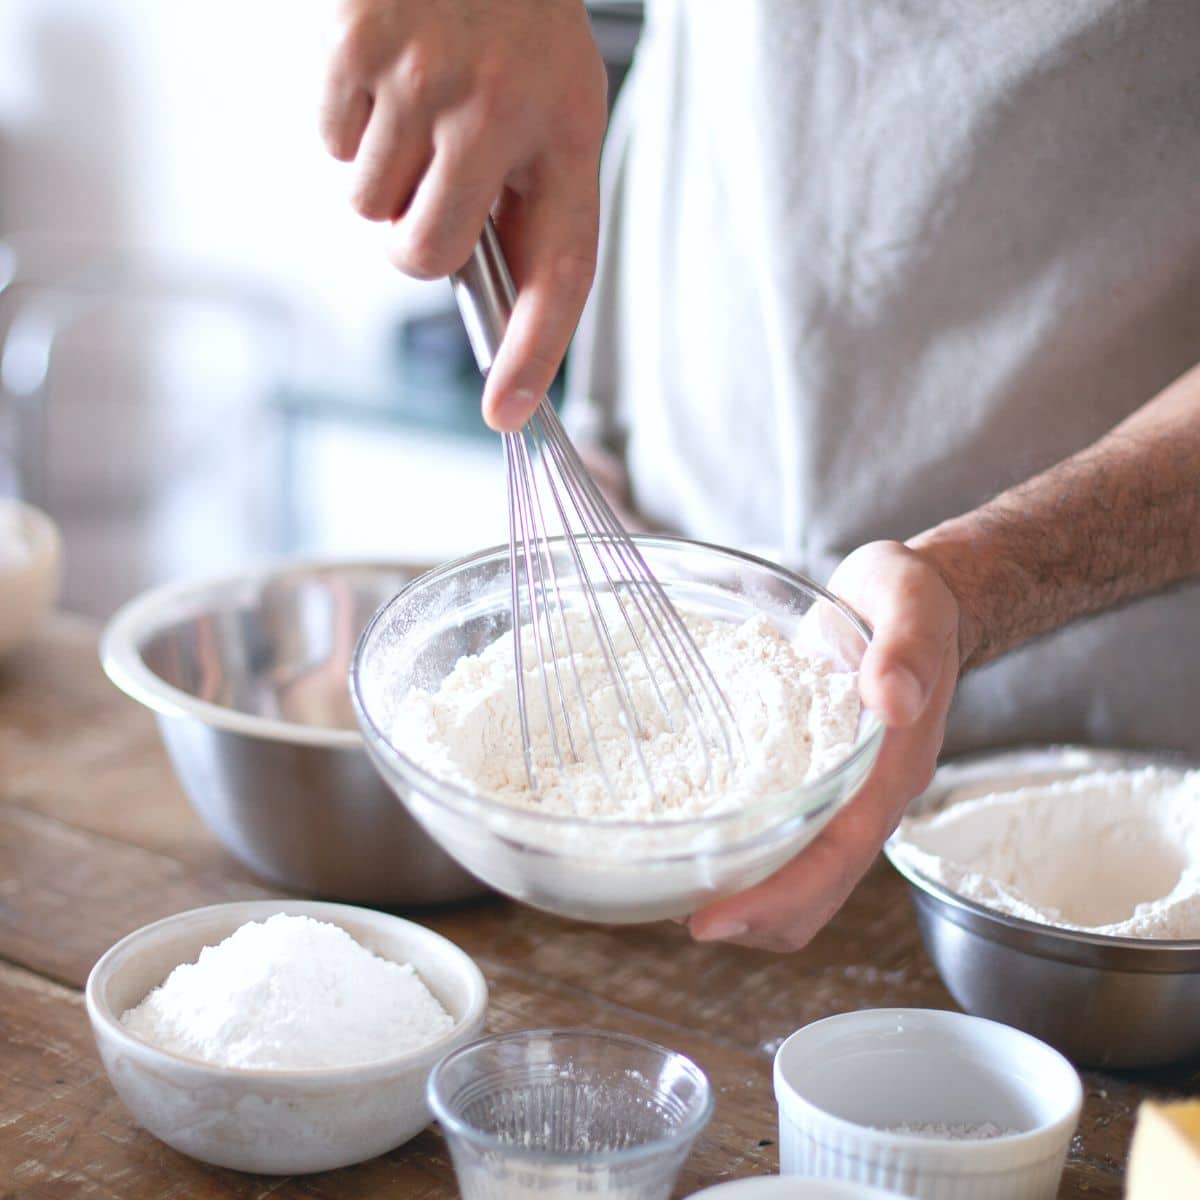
[350,536,884,923]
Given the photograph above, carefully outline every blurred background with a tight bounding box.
[0,0,641,617]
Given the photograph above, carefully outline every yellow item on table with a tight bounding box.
[1127,1100,1200,1198]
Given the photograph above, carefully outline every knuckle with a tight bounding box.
[349,183,390,221]
[399,46,452,108]
[472,61,526,129]
[555,80,608,158]
[754,927,808,954]
[516,342,564,379]
[552,249,596,301]
[320,98,365,162]
[391,225,453,279]
[402,58,435,105]
[913,753,938,795]
[329,12,383,81]
[319,118,351,161]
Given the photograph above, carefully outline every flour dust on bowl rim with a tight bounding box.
[350,535,885,924]
[427,1026,714,1199]
[85,899,488,1174]
[885,745,1200,1068]
[773,1008,1083,1200]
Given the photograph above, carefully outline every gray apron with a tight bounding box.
[566,0,1200,756]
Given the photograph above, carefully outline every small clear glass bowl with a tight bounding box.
[351,536,884,923]
[427,1028,713,1200]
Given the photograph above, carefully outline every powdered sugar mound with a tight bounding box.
[892,767,1200,939]
[390,609,861,820]
[120,914,454,1069]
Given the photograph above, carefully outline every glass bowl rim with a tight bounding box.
[425,1025,715,1167]
[349,534,885,834]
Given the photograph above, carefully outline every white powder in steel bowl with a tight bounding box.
[120,913,454,1069]
[892,767,1200,939]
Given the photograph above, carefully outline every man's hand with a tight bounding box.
[686,541,962,951]
[320,0,607,431]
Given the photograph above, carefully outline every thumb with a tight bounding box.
[829,543,958,729]
[481,178,598,432]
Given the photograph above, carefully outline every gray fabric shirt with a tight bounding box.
[566,0,1200,756]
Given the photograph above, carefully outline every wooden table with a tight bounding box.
[3,616,1196,1198]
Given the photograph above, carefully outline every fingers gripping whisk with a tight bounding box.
[453,222,738,808]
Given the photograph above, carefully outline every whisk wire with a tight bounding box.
[516,426,632,806]
[527,415,661,802]
[502,434,538,791]
[505,430,581,796]
[520,435,583,758]
[532,412,723,793]
[503,399,741,803]
[533,414,673,727]
[537,403,739,763]
[530,417,667,727]
[454,219,739,808]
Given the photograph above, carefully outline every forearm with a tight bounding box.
[910,362,1200,672]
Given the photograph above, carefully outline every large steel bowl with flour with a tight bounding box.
[351,537,884,924]
[886,746,1200,1068]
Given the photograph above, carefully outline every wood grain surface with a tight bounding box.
[2,616,1197,1199]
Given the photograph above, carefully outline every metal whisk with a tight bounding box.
[452,221,737,806]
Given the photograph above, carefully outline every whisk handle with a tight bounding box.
[451,218,516,376]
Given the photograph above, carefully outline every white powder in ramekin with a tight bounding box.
[120,914,453,1068]
[885,1121,1019,1140]
[892,767,1200,939]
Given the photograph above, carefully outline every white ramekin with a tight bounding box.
[773,1008,1082,1200]
[86,899,488,1174]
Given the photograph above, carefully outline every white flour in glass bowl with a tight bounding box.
[388,609,861,820]
[363,588,880,922]
[890,767,1200,939]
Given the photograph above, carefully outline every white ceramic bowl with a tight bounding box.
[690,1179,908,1198]
[0,498,60,657]
[773,1009,1082,1200]
[85,899,488,1174]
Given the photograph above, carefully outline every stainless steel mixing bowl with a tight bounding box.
[101,562,485,906]
[885,745,1200,1069]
